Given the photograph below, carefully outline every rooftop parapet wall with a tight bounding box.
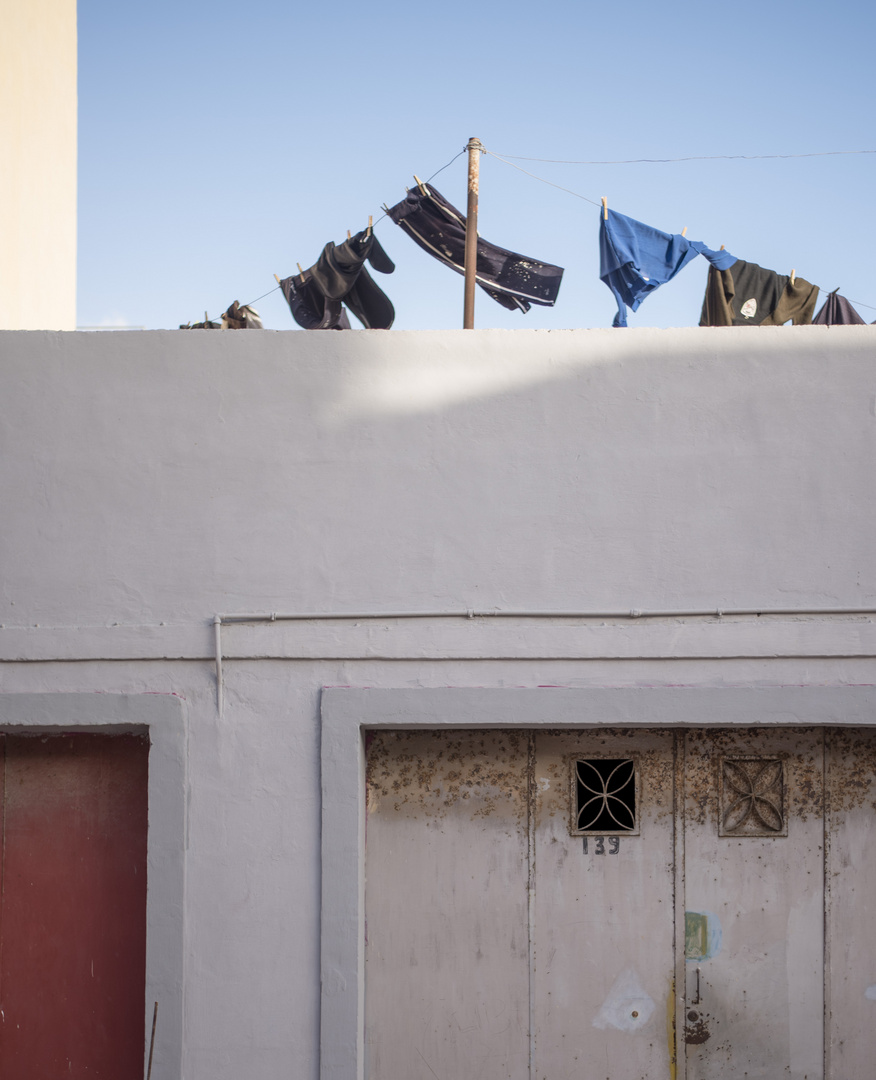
[1,327,874,630]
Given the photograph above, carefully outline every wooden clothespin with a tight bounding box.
[720,244,725,250]
[273,273,281,284]
[297,262,306,284]
[681,227,688,238]
[413,174,428,196]
[347,230,352,239]
[790,269,796,285]
[601,196,608,220]
[204,311,209,324]
[366,214,372,238]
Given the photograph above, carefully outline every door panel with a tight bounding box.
[0,733,148,1079]
[533,729,676,1080]
[365,731,531,1080]
[825,727,876,1080]
[365,726,873,1080]
[683,728,825,1079]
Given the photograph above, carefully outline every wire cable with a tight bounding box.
[193,285,280,328]
[427,147,467,182]
[241,284,280,308]
[836,295,876,312]
[372,146,468,227]
[488,149,876,165]
[482,148,602,206]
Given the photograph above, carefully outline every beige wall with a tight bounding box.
[0,0,77,330]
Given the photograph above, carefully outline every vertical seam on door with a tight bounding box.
[823,727,831,1080]
[527,731,537,1080]
[673,729,687,1080]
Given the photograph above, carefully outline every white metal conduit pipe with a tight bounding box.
[212,606,876,715]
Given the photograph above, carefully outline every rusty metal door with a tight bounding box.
[365,731,532,1080]
[364,727,876,1080]
[532,729,677,1080]
[823,727,876,1080]
[682,728,825,1079]
[0,733,149,1079]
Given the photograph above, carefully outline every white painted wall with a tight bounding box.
[0,1,77,329]
[1,326,875,1079]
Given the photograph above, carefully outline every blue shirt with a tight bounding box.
[599,208,736,326]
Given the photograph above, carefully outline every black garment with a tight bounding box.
[280,274,351,330]
[700,259,818,327]
[281,230,395,330]
[310,231,395,329]
[387,182,563,313]
[813,290,866,325]
[221,301,263,329]
[179,318,220,329]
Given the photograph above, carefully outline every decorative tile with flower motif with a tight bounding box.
[719,757,786,836]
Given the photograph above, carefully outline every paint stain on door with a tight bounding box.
[684,911,722,962]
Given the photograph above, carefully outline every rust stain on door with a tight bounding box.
[367,730,529,820]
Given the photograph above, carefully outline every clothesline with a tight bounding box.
[194,141,876,324]
[220,148,470,319]
[483,147,876,312]
[489,148,876,165]
[483,149,602,206]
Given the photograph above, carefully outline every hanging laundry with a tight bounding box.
[813,290,865,325]
[280,274,351,330]
[387,181,563,312]
[222,301,263,329]
[281,229,395,330]
[311,230,395,329]
[599,208,733,327]
[700,260,818,326]
[179,318,220,329]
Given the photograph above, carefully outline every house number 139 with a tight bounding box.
[583,837,620,855]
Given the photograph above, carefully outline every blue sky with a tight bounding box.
[78,0,875,330]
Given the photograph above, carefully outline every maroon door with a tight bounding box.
[0,733,148,1078]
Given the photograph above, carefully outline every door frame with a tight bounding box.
[0,693,187,1079]
[319,685,876,1080]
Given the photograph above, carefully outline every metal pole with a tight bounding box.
[146,1000,158,1080]
[463,136,482,329]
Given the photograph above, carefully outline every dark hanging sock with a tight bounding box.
[281,229,396,330]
